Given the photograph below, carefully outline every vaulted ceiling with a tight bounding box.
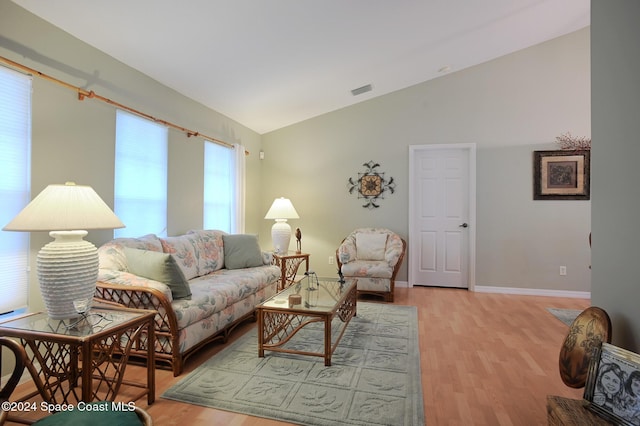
[13,0,590,134]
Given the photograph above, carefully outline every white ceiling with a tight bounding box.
[13,0,590,134]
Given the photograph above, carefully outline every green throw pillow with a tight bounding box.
[124,247,192,299]
[33,401,141,426]
[222,234,264,269]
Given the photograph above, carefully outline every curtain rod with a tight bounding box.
[0,55,248,155]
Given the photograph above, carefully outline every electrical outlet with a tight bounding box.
[328,256,334,265]
[560,266,567,276]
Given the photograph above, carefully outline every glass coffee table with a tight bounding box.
[257,275,357,366]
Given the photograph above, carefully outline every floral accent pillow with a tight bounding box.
[187,229,226,274]
[159,234,200,280]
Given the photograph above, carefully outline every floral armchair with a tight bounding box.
[336,228,406,302]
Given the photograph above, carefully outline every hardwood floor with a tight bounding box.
[11,287,590,425]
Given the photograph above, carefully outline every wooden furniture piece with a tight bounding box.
[0,337,153,425]
[272,251,310,290]
[1,337,44,425]
[257,277,357,366]
[547,396,613,425]
[546,307,613,425]
[336,228,406,302]
[0,306,155,408]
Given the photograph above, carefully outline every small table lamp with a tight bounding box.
[264,197,299,254]
[3,182,125,319]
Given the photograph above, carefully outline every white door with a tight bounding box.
[408,144,476,289]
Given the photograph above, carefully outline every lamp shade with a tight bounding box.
[3,182,124,231]
[264,197,299,220]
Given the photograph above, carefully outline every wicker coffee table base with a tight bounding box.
[257,283,357,366]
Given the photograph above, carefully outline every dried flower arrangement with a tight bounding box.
[555,132,591,150]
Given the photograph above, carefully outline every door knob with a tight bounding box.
[459,223,468,228]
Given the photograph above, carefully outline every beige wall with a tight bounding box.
[262,28,592,289]
[591,0,640,352]
[0,2,265,313]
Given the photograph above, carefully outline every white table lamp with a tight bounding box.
[264,197,299,254]
[3,182,125,319]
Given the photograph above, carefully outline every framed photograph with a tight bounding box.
[584,343,640,426]
[533,150,590,200]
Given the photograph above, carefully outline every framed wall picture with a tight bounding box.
[584,343,640,426]
[533,150,590,200]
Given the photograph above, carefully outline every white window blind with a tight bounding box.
[0,66,31,314]
[114,109,168,237]
[204,141,233,232]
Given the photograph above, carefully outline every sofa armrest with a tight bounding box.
[94,281,181,373]
[94,281,178,334]
[98,269,174,302]
[384,234,406,267]
[386,237,407,280]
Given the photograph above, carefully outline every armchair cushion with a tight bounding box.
[340,260,393,278]
[355,232,388,260]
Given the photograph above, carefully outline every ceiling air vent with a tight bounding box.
[351,84,373,96]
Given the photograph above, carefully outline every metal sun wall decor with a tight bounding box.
[348,161,396,209]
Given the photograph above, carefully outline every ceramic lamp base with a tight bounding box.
[271,219,292,254]
[37,230,99,319]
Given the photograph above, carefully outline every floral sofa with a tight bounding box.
[95,230,280,376]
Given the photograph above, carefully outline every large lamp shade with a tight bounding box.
[3,182,125,319]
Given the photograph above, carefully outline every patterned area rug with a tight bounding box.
[547,307,583,326]
[162,302,424,426]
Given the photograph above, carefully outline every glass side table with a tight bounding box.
[0,305,155,407]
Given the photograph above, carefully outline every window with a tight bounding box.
[204,141,233,232]
[114,109,168,237]
[0,66,31,315]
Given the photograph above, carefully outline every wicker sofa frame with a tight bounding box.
[94,282,256,376]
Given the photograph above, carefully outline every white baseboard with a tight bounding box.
[374,281,589,299]
[474,285,590,299]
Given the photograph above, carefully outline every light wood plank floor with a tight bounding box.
[11,287,590,425]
